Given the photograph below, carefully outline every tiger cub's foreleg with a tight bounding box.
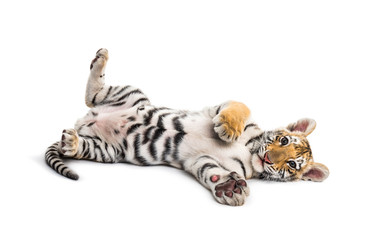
[59,129,118,163]
[184,155,250,206]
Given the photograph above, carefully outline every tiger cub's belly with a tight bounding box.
[74,105,147,143]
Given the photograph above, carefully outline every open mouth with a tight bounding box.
[263,152,273,165]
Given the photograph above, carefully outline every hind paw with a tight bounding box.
[59,129,79,157]
[90,48,108,71]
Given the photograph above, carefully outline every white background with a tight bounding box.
[1,0,375,239]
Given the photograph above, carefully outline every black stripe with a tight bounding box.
[132,97,149,107]
[104,142,112,162]
[48,149,58,159]
[92,139,104,162]
[198,163,218,180]
[77,124,85,132]
[143,108,159,125]
[91,87,103,105]
[112,86,130,98]
[112,86,119,93]
[51,159,62,169]
[81,139,86,155]
[197,155,216,161]
[231,158,247,177]
[244,123,256,132]
[80,135,102,142]
[172,132,186,160]
[142,126,156,144]
[127,116,136,122]
[56,162,65,173]
[143,107,170,126]
[133,134,149,165]
[59,166,68,175]
[91,111,98,116]
[112,145,119,158]
[117,89,143,102]
[127,124,142,135]
[119,142,126,160]
[215,106,221,115]
[245,133,263,146]
[110,101,126,107]
[46,154,56,161]
[99,144,107,162]
[161,137,172,162]
[46,149,56,157]
[157,113,171,129]
[280,168,286,178]
[149,128,166,160]
[87,122,96,127]
[122,138,128,151]
[91,139,97,160]
[101,86,113,103]
[172,116,184,132]
[79,139,87,158]
[45,151,54,160]
[83,139,91,158]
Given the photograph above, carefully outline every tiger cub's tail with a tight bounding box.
[45,142,79,180]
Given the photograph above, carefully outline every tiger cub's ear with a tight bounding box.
[302,162,329,182]
[287,118,316,136]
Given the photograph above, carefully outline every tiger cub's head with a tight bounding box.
[251,118,329,182]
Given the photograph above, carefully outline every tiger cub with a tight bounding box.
[45,48,329,206]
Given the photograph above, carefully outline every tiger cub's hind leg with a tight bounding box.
[86,48,109,108]
[85,48,151,108]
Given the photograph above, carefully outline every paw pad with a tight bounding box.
[213,172,249,206]
[210,175,220,183]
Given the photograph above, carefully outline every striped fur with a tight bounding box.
[45,49,329,206]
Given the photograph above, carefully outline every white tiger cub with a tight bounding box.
[45,48,329,206]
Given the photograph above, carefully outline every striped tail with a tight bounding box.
[45,142,79,180]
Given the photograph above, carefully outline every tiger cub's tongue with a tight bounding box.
[264,153,272,164]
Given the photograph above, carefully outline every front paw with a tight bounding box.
[213,101,250,142]
[211,172,249,206]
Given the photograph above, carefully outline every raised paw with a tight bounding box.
[213,101,250,142]
[90,48,109,71]
[59,129,79,157]
[212,172,249,206]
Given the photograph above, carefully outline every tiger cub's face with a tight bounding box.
[251,118,329,182]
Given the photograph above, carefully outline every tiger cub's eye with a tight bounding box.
[280,136,289,146]
[288,161,296,169]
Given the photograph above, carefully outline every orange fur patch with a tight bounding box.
[220,101,250,138]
